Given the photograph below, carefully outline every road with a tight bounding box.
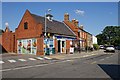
[1,50,120,79]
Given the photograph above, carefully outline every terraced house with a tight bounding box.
[63,13,93,51]
[1,9,93,55]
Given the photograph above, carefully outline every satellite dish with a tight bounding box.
[5,22,9,27]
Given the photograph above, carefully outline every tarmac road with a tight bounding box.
[1,50,119,79]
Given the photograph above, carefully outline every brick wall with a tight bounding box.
[2,31,14,52]
[66,40,71,54]
[14,10,43,55]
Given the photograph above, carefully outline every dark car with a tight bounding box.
[115,46,120,50]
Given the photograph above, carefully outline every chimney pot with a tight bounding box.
[74,19,79,27]
[80,25,83,29]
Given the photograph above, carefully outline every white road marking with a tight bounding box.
[91,54,96,56]
[18,59,27,62]
[13,65,34,70]
[99,59,104,61]
[28,58,36,61]
[82,55,89,58]
[36,57,44,60]
[8,60,16,63]
[0,68,12,72]
[66,60,73,61]
[91,61,97,64]
[44,56,52,60]
[0,61,4,64]
[1,59,73,72]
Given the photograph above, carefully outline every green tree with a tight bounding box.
[96,26,120,46]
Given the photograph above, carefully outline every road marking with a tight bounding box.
[8,60,16,63]
[99,59,104,61]
[18,59,27,62]
[34,64,48,67]
[91,61,97,64]
[91,54,96,56]
[36,57,44,60]
[44,56,52,60]
[28,58,36,61]
[0,68,12,72]
[82,55,89,58]
[66,60,73,61]
[0,59,74,72]
[13,65,34,70]
[0,61,4,64]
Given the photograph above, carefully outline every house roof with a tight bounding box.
[31,13,76,37]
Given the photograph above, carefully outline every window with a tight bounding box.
[24,22,28,29]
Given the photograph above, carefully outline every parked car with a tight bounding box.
[115,46,120,50]
[105,45,115,52]
[99,45,104,49]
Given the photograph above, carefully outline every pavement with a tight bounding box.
[47,50,114,60]
[0,50,115,64]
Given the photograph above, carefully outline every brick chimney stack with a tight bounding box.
[72,19,79,27]
[75,20,79,27]
[80,25,83,29]
[64,13,69,21]
[72,19,76,24]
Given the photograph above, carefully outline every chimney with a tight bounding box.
[75,20,79,27]
[64,13,69,21]
[72,19,76,24]
[46,14,53,21]
[80,25,83,29]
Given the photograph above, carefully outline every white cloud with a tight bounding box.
[74,9,85,16]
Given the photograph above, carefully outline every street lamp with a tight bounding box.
[78,30,81,53]
[44,9,51,55]
[45,9,51,37]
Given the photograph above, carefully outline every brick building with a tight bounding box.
[63,13,93,51]
[1,10,94,55]
[2,10,76,55]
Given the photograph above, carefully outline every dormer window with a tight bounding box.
[24,22,28,29]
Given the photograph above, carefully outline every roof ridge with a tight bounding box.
[31,13,64,23]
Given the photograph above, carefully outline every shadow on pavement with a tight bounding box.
[98,64,120,80]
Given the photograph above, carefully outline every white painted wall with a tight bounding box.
[92,36,97,44]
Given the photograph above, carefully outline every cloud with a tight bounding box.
[74,9,85,16]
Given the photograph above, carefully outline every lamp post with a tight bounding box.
[44,9,51,55]
[45,9,51,37]
[78,30,81,53]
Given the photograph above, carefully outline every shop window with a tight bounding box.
[24,22,28,29]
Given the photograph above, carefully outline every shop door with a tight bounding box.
[58,40,61,53]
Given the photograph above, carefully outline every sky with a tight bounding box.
[2,2,118,36]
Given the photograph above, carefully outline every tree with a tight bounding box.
[96,26,120,46]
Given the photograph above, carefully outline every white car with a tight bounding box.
[105,46,115,52]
